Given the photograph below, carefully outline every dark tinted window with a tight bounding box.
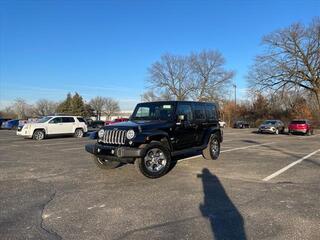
[193,103,206,120]
[205,104,217,120]
[49,117,62,124]
[291,120,306,124]
[62,117,75,123]
[77,117,86,123]
[176,103,193,121]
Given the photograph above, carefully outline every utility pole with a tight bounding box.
[233,84,237,121]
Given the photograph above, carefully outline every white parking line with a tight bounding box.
[262,149,320,181]
[61,147,85,151]
[178,142,274,162]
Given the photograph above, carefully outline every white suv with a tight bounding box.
[17,116,88,140]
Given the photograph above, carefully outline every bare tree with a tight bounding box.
[148,54,192,100]
[89,96,106,120]
[189,50,234,101]
[249,18,320,109]
[141,90,175,102]
[12,98,32,119]
[34,99,57,116]
[104,98,120,120]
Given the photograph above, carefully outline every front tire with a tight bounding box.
[33,130,45,140]
[274,129,279,135]
[135,142,171,178]
[93,155,121,169]
[202,134,220,160]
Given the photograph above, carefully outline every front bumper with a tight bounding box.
[16,129,32,138]
[259,128,275,133]
[85,143,144,163]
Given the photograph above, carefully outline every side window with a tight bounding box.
[62,117,75,123]
[49,117,62,124]
[176,104,193,121]
[193,104,206,121]
[77,117,85,123]
[205,104,217,121]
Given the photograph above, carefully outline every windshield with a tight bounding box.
[36,116,52,123]
[291,120,306,124]
[131,103,175,121]
[263,120,276,125]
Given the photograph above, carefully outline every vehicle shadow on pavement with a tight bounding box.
[198,168,247,240]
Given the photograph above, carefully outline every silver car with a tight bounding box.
[258,120,285,135]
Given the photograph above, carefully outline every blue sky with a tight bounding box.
[1,0,319,110]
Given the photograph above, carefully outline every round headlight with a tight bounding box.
[98,129,105,138]
[126,129,135,139]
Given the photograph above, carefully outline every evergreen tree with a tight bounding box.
[56,93,73,114]
[71,92,86,116]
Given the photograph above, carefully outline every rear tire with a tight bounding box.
[32,130,45,140]
[202,134,220,160]
[135,142,171,178]
[74,128,84,138]
[93,155,121,169]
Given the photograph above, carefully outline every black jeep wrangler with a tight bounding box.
[85,101,223,178]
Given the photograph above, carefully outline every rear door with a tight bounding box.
[61,117,75,133]
[173,103,196,149]
[192,103,207,146]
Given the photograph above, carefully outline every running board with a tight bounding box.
[171,144,207,157]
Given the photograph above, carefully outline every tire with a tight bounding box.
[274,129,279,135]
[135,142,171,178]
[33,129,45,140]
[306,130,311,136]
[202,133,220,160]
[93,155,121,169]
[74,128,84,138]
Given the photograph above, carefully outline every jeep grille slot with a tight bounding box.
[103,130,126,145]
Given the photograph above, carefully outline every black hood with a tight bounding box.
[104,120,174,132]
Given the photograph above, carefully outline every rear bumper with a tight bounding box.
[289,129,307,133]
[85,143,144,163]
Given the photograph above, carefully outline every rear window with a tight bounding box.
[291,120,306,124]
[77,117,86,123]
[205,104,217,121]
[62,117,75,123]
[193,103,206,120]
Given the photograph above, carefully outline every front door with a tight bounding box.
[47,117,64,134]
[173,103,196,150]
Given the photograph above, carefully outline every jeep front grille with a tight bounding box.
[102,130,126,145]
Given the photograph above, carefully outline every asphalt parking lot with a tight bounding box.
[0,129,319,240]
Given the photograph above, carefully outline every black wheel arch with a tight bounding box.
[203,128,223,145]
[33,128,46,135]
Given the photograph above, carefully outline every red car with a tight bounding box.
[288,119,314,135]
[105,118,129,125]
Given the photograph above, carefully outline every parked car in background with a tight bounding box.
[219,121,226,128]
[2,119,19,130]
[0,118,11,128]
[105,118,129,125]
[88,120,105,129]
[233,121,250,129]
[288,119,314,136]
[258,120,285,134]
[17,116,88,140]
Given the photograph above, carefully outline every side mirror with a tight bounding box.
[178,115,185,121]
